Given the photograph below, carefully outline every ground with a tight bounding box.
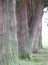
[19,49,48,65]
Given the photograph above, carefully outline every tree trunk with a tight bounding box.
[16,0,30,57]
[38,23,43,49]
[0,0,6,65]
[27,0,33,34]
[32,0,44,53]
[0,0,19,65]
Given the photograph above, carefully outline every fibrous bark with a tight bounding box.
[16,0,30,57]
[32,0,44,53]
[0,0,19,65]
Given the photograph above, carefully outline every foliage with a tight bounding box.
[16,0,20,3]
[16,0,24,3]
[19,51,31,60]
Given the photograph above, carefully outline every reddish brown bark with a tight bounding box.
[26,0,34,34]
[32,0,44,53]
[0,0,19,65]
[16,0,30,56]
[0,0,6,64]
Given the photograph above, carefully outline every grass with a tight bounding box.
[19,49,48,65]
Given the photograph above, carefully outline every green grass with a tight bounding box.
[19,49,48,65]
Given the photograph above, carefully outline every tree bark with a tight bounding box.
[0,0,19,65]
[38,23,43,49]
[32,0,44,53]
[16,0,30,56]
[0,0,6,65]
